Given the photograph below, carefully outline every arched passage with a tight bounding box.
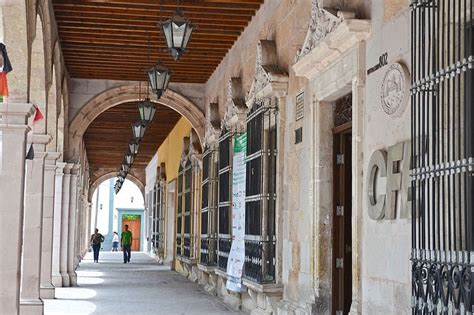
[89,171,145,202]
[67,84,205,161]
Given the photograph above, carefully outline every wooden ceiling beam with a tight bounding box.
[53,1,263,11]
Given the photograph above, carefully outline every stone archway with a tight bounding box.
[67,83,205,161]
[88,171,145,202]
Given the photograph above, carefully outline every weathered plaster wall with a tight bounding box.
[68,79,205,121]
[361,1,411,314]
[204,0,318,312]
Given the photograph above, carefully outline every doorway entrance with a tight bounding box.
[332,94,352,315]
[122,214,141,251]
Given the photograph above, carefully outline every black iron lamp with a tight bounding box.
[119,169,128,178]
[132,122,146,140]
[125,153,135,165]
[128,139,140,155]
[138,97,156,125]
[160,0,194,61]
[121,164,131,173]
[147,63,171,99]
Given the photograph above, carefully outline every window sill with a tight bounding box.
[197,263,216,273]
[177,256,198,266]
[242,279,284,294]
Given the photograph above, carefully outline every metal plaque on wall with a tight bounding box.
[295,92,304,121]
[380,62,410,117]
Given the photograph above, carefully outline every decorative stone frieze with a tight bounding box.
[246,40,288,108]
[223,77,247,132]
[293,0,370,80]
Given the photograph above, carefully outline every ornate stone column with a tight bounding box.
[39,152,60,298]
[0,103,35,314]
[67,165,80,286]
[51,162,66,287]
[59,163,72,287]
[20,134,51,314]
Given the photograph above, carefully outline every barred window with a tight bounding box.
[200,147,218,266]
[218,130,233,270]
[411,1,474,313]
[244,100,278,283]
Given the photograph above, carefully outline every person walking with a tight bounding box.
[111,232,119,252]
[121,225,133,263]
[90,228,104,263]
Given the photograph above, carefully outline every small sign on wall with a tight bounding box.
[295,92,304,121]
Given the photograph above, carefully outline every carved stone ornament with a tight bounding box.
[292,2,370,80]
[246,40,288,108]
[295,0,343,62]
[223,77,247,132]
[380,62,410,117]
[189,130,203,169]
[180,136,191,168]
[204,102,221,149]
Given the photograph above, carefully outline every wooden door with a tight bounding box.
[332,129,352,315]
[122,217,141,251]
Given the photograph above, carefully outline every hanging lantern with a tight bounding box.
[138,98,156,125]
[132,122,146,140]
[160,3,194,61]
[125,153,135,165]
[117,176,125,184]
[119,169,127,178]
[121,164,131,173]
[129,139,140,155]
[147,63,171,99]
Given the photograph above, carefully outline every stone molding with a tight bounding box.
[246,40,288,108]
[68,84,205,160]
[197,263,216,274]
[223,77,247,133]
[0,103,36,128]
[293,8,370,80]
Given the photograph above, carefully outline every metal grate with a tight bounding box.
[334,94,352,127]
[411,1,474,313]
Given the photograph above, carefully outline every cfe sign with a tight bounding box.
[366,141,413,220]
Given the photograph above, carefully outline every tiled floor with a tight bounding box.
[44,252,243,315]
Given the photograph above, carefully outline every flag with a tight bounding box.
[25,144,34,160]
[0,71,8,97]
[32,105,44,123]
[0,43,12,73]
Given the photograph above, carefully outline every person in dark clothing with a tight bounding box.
[90,228,105,263]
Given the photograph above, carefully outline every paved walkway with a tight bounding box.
[44,252,243,315]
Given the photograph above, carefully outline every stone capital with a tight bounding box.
[56,162,67,175]
[45,152,61,165]
[63,163,74,175]
[0,103,35,126]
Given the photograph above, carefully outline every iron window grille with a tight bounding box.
[218,129,233,270]
[411,1,474,313]
[156,177,166,259]
[176,164,184,257]
[244,99,278,284]
[200,146,218,266]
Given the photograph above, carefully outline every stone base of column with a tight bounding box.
[39,284,55,299]
[19,299,43,315]
[61,272,70,287]
[69,272,77,286]
[51,274,63,287]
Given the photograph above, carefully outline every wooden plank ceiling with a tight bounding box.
[52,0,264,83]
[84,102,181,171]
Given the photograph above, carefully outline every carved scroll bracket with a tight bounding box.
[246,40,288,109]
[204,102,221,149]
[223,77,247,133]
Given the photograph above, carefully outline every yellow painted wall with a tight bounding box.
[157,117,192,182]
[157,117,192,273]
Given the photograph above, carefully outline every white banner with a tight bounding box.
[226,133,247,292]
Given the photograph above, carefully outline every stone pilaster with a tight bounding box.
[67,165,80,286]
[51,162,66,287]
[0,103,35,315]
[39,152,60,299]
[59,163,72,287]
[20,134,51,315]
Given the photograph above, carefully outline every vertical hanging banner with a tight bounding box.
[226,132,247,292]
